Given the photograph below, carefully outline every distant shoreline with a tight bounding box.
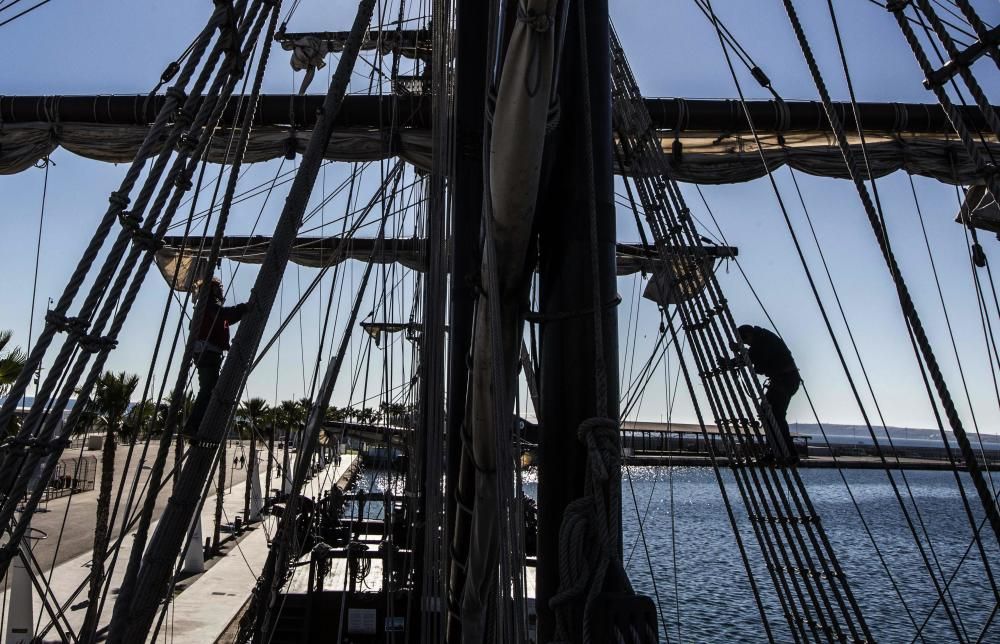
[624,454,997,472]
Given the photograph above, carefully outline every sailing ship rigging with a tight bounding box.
[0,0,999,642]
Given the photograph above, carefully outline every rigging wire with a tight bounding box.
[699,1,984,629]
[0,0,54,28]
[696,6,875,641]
[699,1,973,637]
[864,0,977,44]
[911,173,1000,494]
[825,0,1000,610]
[25,156,49,360]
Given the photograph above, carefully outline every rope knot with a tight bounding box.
[517,5,553,32]
[117,211,163,252]
[164,86,188,108]
[174,172,194,191]
[577,417,620,484]
[45,310,87,335]
[117,210,141,232]
[108,191,131,211]
[177,130,199,153]
[76,333,118,354]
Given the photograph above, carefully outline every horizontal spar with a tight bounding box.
[154,235,738,285]
[2,95,997,184]
[1,95,992,133]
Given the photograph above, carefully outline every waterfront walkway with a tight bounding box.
[0,441,355,643]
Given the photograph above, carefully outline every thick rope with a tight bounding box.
[612,19,872,640]
[0,0,269,582]
[109,4,283,632]
[0,2,227,458]
[550,418,627,644]
[787,0,1000,557]
[886,2,1000,202]
[111,1,377,638]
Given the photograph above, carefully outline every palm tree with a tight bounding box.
[280,399,305,448]
[80,370,138,644]
[123,400,159,443]
[263,407,280,502]
[0,330,26,437]
[298,397,316,447]
[276,400,305,494]
[0,330,26,398]
[239,398,269,520]
[167,391,194,488]
[326,405,350,423]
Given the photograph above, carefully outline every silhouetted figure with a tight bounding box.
[184,278,248,439]
[736,324,800,465]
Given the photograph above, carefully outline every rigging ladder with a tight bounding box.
[609,28,871,643]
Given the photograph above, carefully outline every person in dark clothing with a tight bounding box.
[184,278,248,439]
[736,324,801,465]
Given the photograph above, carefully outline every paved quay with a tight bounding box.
[161,453,355,644]
[0,438,353,643]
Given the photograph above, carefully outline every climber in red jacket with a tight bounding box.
[184,277,247,439]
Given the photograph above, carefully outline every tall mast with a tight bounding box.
[444,0,488,641]
[536,0,619,641]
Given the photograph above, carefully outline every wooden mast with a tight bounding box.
[536,0,619,640]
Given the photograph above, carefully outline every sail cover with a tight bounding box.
[0,122,433,175]
[3,95,997,185]
[153,236,736,292]
[957,184,1000,236]
[460,0,558,640]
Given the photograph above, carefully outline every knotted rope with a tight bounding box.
[550,417,630,644]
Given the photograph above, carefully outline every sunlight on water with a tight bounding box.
[524,467,1000,643]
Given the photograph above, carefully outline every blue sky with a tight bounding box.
[2,0,1000,433]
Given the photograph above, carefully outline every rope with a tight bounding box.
[0,0,258,582]
[551,418,628,644]
[703,0,979,636]
[250,166,397,642]
[612,16,875,639]
[25,156,49,359]
[788,0,1000,567]
[0,0,54,28]
[0,0,227,458]
[113,0,377,638]
[887,2,1000,200]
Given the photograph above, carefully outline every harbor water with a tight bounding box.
[524,467,1000,643]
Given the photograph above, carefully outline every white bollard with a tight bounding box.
[248,450,263,521]
[5,548,34,644]
[182,517,205,574]
[281,454,293,495]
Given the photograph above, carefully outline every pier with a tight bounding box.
[619,421,1000,471]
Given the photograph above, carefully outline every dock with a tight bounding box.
[0,442,359,643]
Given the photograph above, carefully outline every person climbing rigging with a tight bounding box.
[734,324,801,465]
[184,277,248,439]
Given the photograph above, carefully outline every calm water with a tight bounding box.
[524,468,1000,643]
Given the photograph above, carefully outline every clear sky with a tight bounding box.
[2,0,1000,434]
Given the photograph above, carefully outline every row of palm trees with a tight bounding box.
[233,398,413,440]
[2,328,415,639]
[0,330,27,435]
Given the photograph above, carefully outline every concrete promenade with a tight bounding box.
[0,439,353,643]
